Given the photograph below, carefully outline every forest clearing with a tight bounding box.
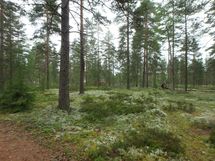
[1,89,215,160]
[1,0,215,160]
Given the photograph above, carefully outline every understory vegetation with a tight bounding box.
[0,83,34,113]
[1,89,215,161]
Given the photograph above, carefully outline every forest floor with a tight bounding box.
[0,121,54,161]
[0,121,71,161]
[0,88,215,161]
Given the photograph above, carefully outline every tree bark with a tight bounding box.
[0,1,4,90]
[126,8,130,90]
[9,12,13,86]
[185,0,188,92]
[45,10,50,89]
[172,0,175,90]
[58,0,70,111]
[167,29,172,83]
[79,0,85,94]
[143,13,148,88]
[97,23,100,87]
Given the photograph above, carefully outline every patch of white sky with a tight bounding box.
[13,0,213,61]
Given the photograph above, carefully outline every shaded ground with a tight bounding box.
[0,121,55,161]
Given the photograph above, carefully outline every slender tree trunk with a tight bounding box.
[185,0,188,92]
[126,9,130,90]
[45,10,50,89]
[58,0,70,111]
[153,66,157,88]
[142,49,146,88]
[0,2,4,90]
[9,14,13,86]
[192,54,195,88]
[96,23,101,87]
[108,51,111,86]
[167,29,172,82]
[79,0,84,94]
[85,52,88,86]
[143,13,148,88]
[145,16,149,88]
[172,0,175,90]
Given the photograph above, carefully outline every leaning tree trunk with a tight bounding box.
[58,0,70,111]
[79,0,85,94]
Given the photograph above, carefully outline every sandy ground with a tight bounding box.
[0,121,55,161]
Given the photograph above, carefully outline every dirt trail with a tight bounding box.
[0,121,54,161]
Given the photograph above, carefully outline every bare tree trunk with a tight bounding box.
[143,13,148,88]
[142,48,146,88]
[185,0,188,92]
[45,10,50,89]
[126,9,130,90]
[0,2,4,90]
[58,0,70,111]
[79,0,84,94]
[145,16,149,88]
[97,23,100,87]
[172,0,175,90]
[9,14,13,86]
[167,29,172,83]
[192,54,195,88]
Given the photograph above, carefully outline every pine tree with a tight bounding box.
[58,0,70,111]
[29,0,60,89]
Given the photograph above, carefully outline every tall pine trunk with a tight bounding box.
[167,29,172,82]
[79,0,84,94]
[126,9,130,90]
[172,0,175,90]
[143,13,148,88]
[145,15,148,88]
[142,49,146,88]
[45,10,50,89]
[9,13,13,86]
[96,23,100,87]
[0,1,4,90]
[184,0,188,92]
[58,0,70,111]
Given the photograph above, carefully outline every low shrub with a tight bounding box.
[113,128,184,156]
[79,93,151,122]
[164,100,195,113]
[209,129,215,146]
[192,117,215,130]
[0,83,34,113]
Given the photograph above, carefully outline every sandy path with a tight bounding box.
[0,121,54,161]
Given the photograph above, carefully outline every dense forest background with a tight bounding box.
[0,0,215,94]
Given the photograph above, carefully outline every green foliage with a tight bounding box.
[192,117,215,130]
[85,128,184,160]
[164,100,195,113]
[80,92,159,122]
[119,128,184,155]
[209,129,215,146]
[0,83,34,113]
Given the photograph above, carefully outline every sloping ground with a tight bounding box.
[0,121,54,161]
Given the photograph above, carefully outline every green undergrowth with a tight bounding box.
[0,88,215,160]
[0,83,34,113]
